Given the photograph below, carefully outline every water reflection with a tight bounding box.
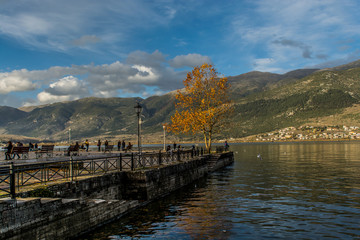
[80,142,360,239]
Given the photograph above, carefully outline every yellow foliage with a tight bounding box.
[168,63,233,151]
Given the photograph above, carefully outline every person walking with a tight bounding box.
[5,141,13,160]
[121,140,126,151]
[225,141,229,151]
[85,139,89,152]
[104,140,109,152]
[125,142,132,152]
[97,139,101,152]
[117,140,121,151]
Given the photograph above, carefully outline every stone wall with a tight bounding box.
[18,171,127,200]
[0,197,139,240]
[124,157,209,200]
[210,152,234,172]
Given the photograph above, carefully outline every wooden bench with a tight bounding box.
[36,145,54,158]
[66,145,79,156]
[104,145,113,153]
[124,145,132,152]
[12,146,30,159]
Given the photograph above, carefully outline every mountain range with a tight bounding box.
[2,59,360,143]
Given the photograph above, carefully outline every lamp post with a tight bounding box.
[69,128,71,144]
[134,102,143,156]
[163,125,166,151]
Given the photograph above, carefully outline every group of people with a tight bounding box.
[165,141,230,152]
[95,139,132,152]
[166,142,183,152]
[4,139,230,160]
[117,140,127,151]
[65,139,134,153]
[4,141,39,160]
[68,139,134,155]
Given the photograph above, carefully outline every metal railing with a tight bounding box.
[0,149,203,199]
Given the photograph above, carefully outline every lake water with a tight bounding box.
[80,142,360,239]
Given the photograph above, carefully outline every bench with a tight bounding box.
[36,145,54,158]
[12,146,30,159]
[104,145,113,153]
[124,145,132,152]
[66,145,79,156]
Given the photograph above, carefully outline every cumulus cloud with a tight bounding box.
[37,92,75,104]
[45,76,88,96]
[129,65,158,83]
[0,69,37,94]
[37,76,89,104]
[0,50,211,106]
[169,54,212,68]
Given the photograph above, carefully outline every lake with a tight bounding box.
[80,141,360,239]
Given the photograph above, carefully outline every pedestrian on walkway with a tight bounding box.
[117,140,121,151]
[5,141,13,160]
[85,139,89,152]
[122,140,126,151]
[97,139,101,152]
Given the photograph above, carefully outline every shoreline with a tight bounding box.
[1,137,360,149]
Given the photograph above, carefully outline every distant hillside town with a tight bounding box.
[253,125,360,142]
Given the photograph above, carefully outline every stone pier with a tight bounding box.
[0,152,234,240]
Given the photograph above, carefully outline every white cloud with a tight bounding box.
[46,76,88,95]
[129,65,159,83]
[0,69,37,94]
[37,76,89,104]
[37,92,75,104]
[0,50,211,106]
[169,54,212,68]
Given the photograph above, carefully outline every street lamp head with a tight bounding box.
[163,125,166,130]
[134,102,142,114]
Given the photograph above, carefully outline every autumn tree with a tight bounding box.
[169,63,232,152]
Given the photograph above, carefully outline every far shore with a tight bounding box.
[1,137,360,148]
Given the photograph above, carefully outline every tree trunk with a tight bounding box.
[208,131,212,154]
[204,133,208,152]
[204,131,212,154]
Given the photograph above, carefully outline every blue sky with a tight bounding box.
[1,0,360,107]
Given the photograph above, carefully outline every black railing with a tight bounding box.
[0,149,202,199]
